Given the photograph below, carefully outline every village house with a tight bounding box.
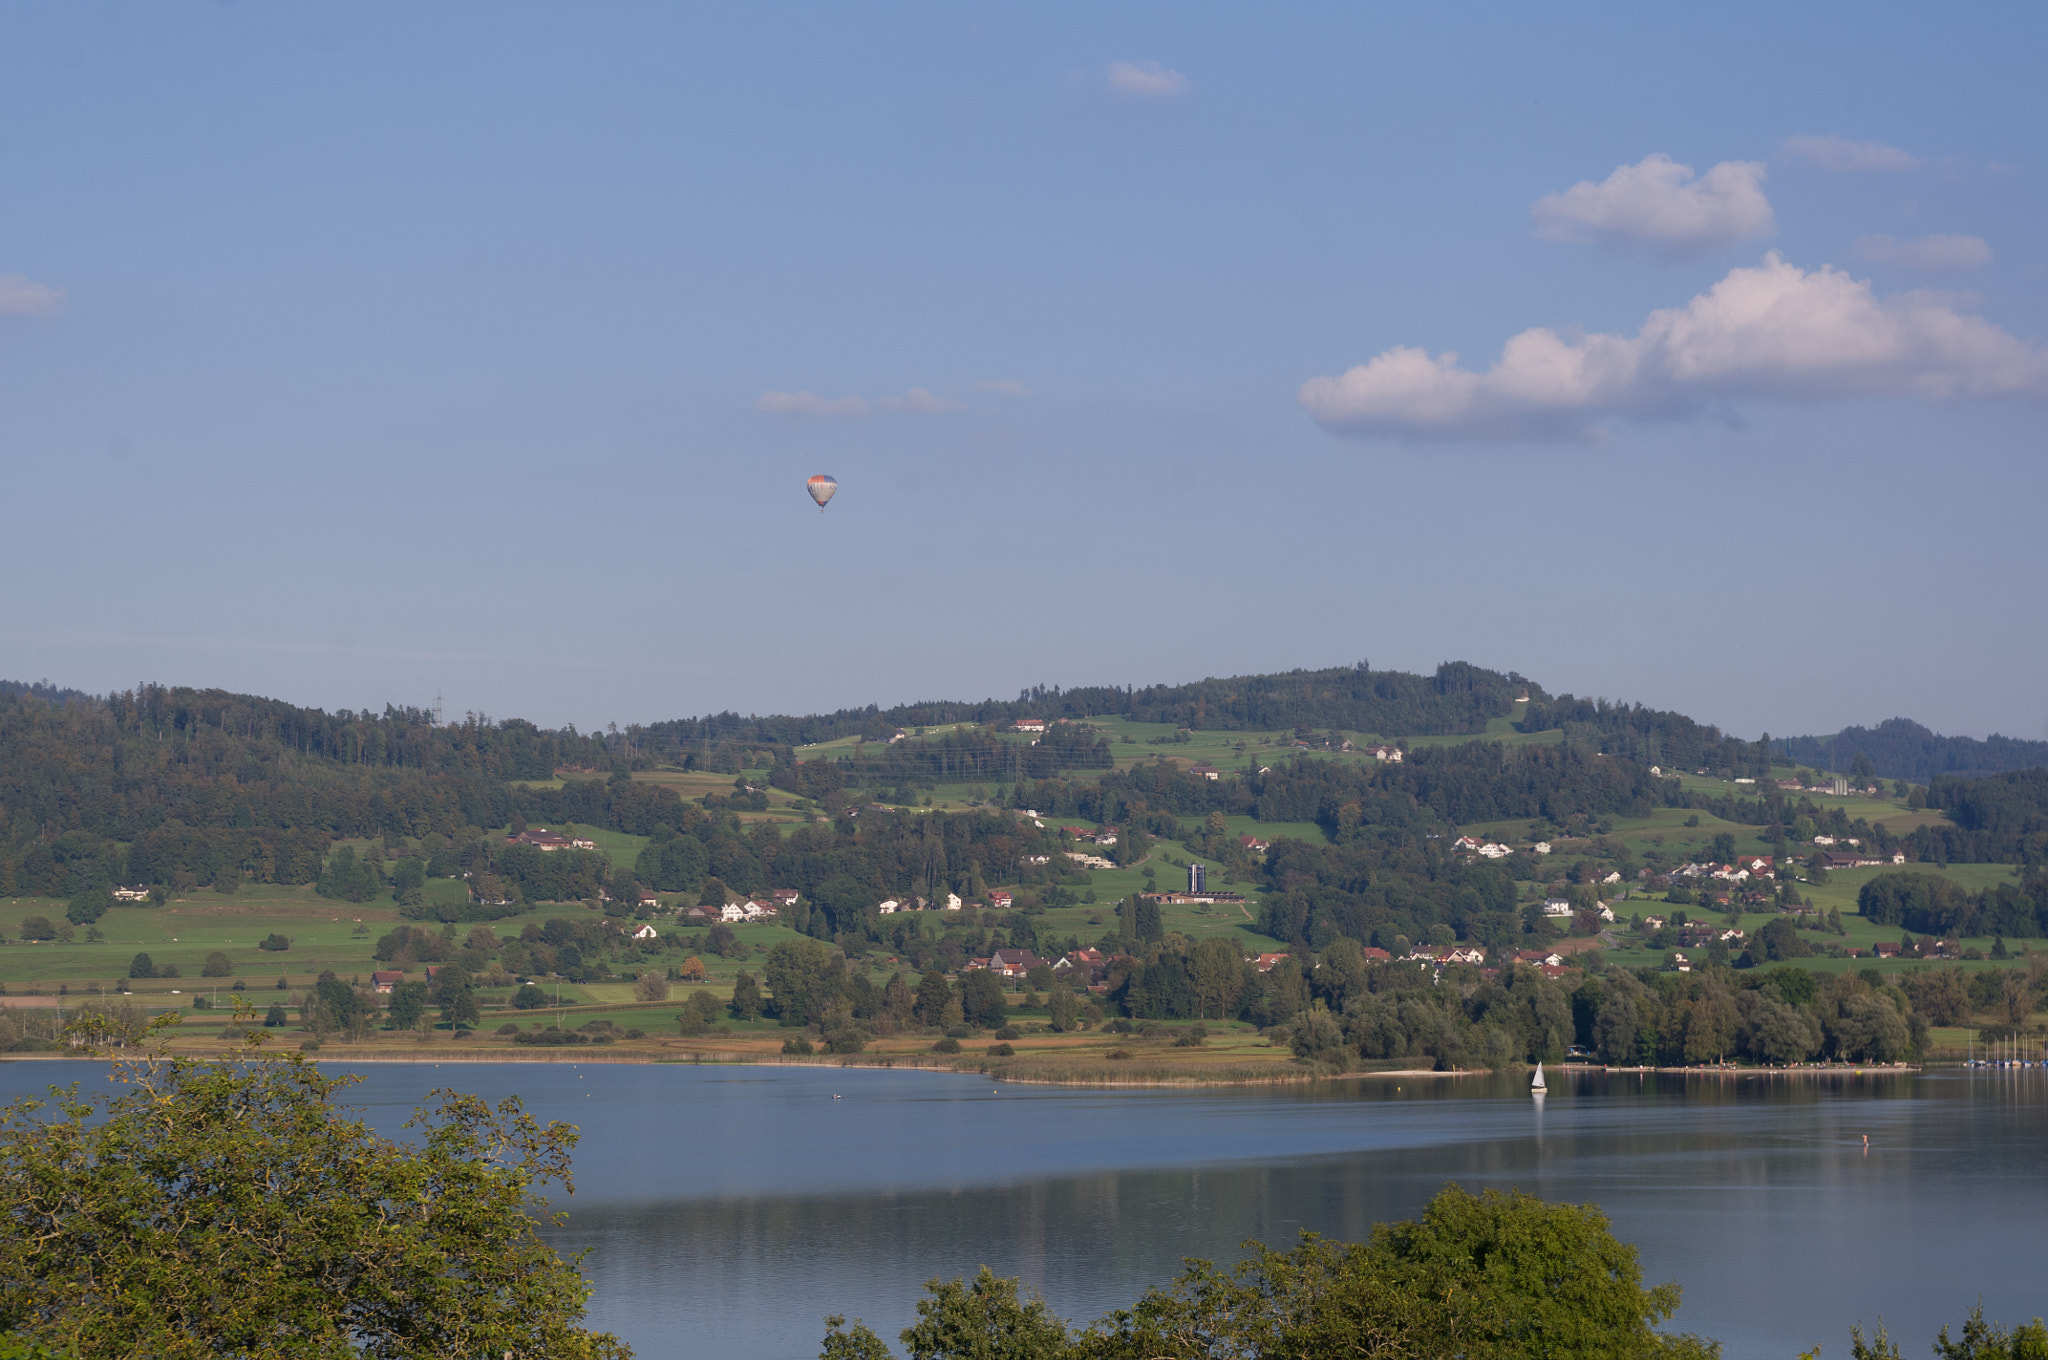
[1190,763,1220,780]
[1643,915,1667,930]
[1543,898,1573,917]
[637,891,660,911]
[1364,745,1404,762]
[1873,941,1902,958]
[1532,842,1553,855]
[1054,948,1109,987]
[985,947,1044,981]
[1065,851,1116,870]
[771,889,801,909]
[942,893,963,910]
[719,899,777,924]
[987,890,1014,910]
[1240,834,1271,854]
[631,924,658,941]
[1253,952,1292,973]
[371,970,406,994]
[877,899,901,915]
[1514,950,1567,969]
[1012,718,1047,734]
[112,885,151,902]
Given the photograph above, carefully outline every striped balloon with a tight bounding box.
[807,474,838,510]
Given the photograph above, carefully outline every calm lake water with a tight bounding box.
[5,1059,2044,1359]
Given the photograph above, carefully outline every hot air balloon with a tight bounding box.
[807,474,838,511]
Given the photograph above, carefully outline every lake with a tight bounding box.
[5,1059,2044,1358]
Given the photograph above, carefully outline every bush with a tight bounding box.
[264,1004,286,1027]
[299,1039,321,1052]
[932,1036,962,1053]
[987,1042,1015,1057]
[632,973,669,1003]
[781,1035,814,1055]
[159,965,180,979]
[944,1025,973,1039]
[624,1028,645,1040]
[825,1030,867,1055]
[202,952,233,978]
[1173,1024,1210,1048]
[511,984,548,1010]
[257,934,290,952]
[496,1023,522,1036]
[993,1025,1021,1041]
[511,1027,588,1046]
[19,916,56,942]
[1105,1048,1132,1060]
[65,892,112,926]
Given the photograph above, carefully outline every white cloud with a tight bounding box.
[1782,134,1920,172]
[1298,253,2048,442]
[1530,154,1774,258]
[0,274,65,316]
[1106,60,1188,97]
[876,387,964,413]
[756,390,868,418]
[974,379,1030,396]
[1855,233,1992,272]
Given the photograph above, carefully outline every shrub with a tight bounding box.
[944,1025,973,1040]
[513,1028,589,1046]
[781,1035,814,1056]
[624,1028,645,1040]
[825,1029,867,1055]
[1105,1048,1132,1060]
[511,983,547,1009]
[202,952,233,978]
[257,934,290,952]
[932,1037,962,1053]
[993,1025,1021,1041]
[159,965,180,979]
[19,916,56,942]
[496,1023,521,1036]
[264,1004,286,1027]
[632,973,669,1003]
[299,1039,321,1052]
[987,1042,1015,1057]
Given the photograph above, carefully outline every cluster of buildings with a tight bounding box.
[1451,836,1555,860]
[504,828,597,852]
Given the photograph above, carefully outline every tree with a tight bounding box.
[823,1186,1715,1360]
[899,1268,1071,1360]
[1046,986,1079,1033]
[729,971,763,1021]
[432,964,480,1030]
[511,983,548,1010]
[0,1041,629,1359]
[912,970,952,1028]
[128,953,156,980]
[633,973,670,1003]
[387,980,432,1031]
[958,971,1007,1029]
[18,917,56,942]
[201,951,233,978]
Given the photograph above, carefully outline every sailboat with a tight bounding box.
[1531,1062,1547,1097]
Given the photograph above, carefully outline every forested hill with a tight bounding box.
[1777,720,2048,784]
[634,660,1539,754]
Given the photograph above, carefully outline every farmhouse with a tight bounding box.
[1190,764,1220,781]
[1543,898,1573,917]
[370,971,406,994]
[631,924,658,941]
[987,890,1014,910]
[1240,834,1271,853]
[1253,952,1292,972]
[1012,718,1047,734]
[112,886,151,902]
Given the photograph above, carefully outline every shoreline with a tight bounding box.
[0,1046,1928,1086]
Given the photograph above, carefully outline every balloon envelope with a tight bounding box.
[807,474,838,509]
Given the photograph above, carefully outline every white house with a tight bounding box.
[631,924,658,941]
[1532,842,1553,855]
[1543,898,1573,917]
[112,885,152,902]
[943,893,962,910]
[877,899,901,915]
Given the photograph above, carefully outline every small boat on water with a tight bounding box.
[1531,1062,1547,1096]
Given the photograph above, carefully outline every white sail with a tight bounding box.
[1531,1062,1547,1093]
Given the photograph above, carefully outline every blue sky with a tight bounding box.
[3,4,2044,740]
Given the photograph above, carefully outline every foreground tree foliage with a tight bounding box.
[0,1024,628,1360]
[821,1185,1719,1360]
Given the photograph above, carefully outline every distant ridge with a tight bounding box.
[1777,719,2048,784]
[0,678,94,707]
